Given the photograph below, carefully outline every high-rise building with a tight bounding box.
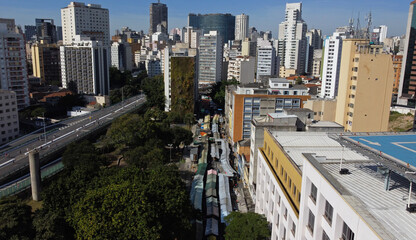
[31,42,61,85]
[188,13,235,42]
[399,1,416,103]
[392,55,403,95]
[61,2,110,46]
[311,49,322,78]
[0,20,30,109]
[60,36,110,96]
[0,90,19,145]
[277,3,308,74]
[335,39,393,132]
[198,31,223,86]
[306,29,322,50]
[56,26,63,41]
[235,14,249,41]
[225,79,310,144]
[256,39,278,80]
[145,59,162,77]
[111,41,133,72]
[35,19,57,43]
[24,25,37,41]
[182,27,202,49]
[320,32,346,98]
[372,25,388,45]
[149,2,168,35]
[227,56,255,83]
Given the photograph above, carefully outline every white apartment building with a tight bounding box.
[145,58,162,77]
[227,56,255,84]
[256,38,278,80]
[198,31,223,86]
[255,131,416,240]
[320,32,345,98]
[235,14,249,41]
[60,36,110,96]
[0,22,29,109]
[277,3,308,74]
[0,90,19,145]
[111,41,133,72]
[183,27,201,49]
[61,2,110,46]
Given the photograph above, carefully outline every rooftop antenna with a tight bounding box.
[355,12,361,39]
[365,11,372,40]
[348,17,354,38]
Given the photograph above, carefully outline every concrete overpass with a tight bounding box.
[0,94,146,184]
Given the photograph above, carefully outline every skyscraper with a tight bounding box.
[149,1,168,35]
[399,1,416,104]
[61,2,110,46]
[320,32,346,98]
[277,3,308,74]
[235,14,249,41]
[24,25,37,41]
[198,31,223,86]
[35,19,57,43]
[256,39,278,80]
[0,19,30,109]
[60,36,110,96]
[188,13,235,42]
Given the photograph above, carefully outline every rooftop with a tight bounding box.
[270,131,368,169]
[307,121,344,128]
[315,159,416,240]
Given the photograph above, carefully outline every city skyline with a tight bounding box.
[0,0,409,37]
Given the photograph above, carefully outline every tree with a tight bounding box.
[171,126,193,148]
[69,166,193,240]
[31,107,47,118]
[109,89,122,104]
[33,209,74,240]
[209,79,238,110]
[0,196,34,240]
[224,212,270,240]
[105,114,154,149]
[295,76,303,85]
[141,75,165,110]
[67,81,77,93]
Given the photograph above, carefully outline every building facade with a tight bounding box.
[31,42,61,85]
[335,39,393,132]
[198,31,223,86]
[149,2,168,35]
[256,39,278,80]
[226,80,310,144]
[320,32,345,98]
[61,2,110,46]
[111,41,133,72]
[0,90,19,145]
[277,3,308,74]
[0,21,30,109]
[235,14,249,41]
[399,1,416,100]
[35,18,57,43]
[60,36,110,96]
[227,56,255,84]
[393,55,403,95]
[188,13,235,42]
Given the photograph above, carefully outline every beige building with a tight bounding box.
[335,39,393,132]
[31,41,61,85]
[227,56,255,84]
[304,98,337,121]
[279,66,296,78]
[0,90,19,145]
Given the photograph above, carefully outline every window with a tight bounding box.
[324,201,334,225]
[342,222,355,240]
[310,183,317,203]
[291,222,296,235]
[307,210,315,235]
[284,207,288,219]
[322,230,330,240]
[293,185,297,196]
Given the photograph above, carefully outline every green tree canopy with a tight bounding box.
[209,79,238,110]
[224,212,271,240]
[0,197,34,240]
[141,75,165,110]
[70,166,193,240]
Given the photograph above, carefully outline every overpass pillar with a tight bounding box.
[29,150,41,201]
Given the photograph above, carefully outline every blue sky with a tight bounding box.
[0,0,410,37]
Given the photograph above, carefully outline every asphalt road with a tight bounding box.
[0,94,146,180]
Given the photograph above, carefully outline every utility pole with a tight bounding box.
[168,143,173,162]
[122,86,124,109]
